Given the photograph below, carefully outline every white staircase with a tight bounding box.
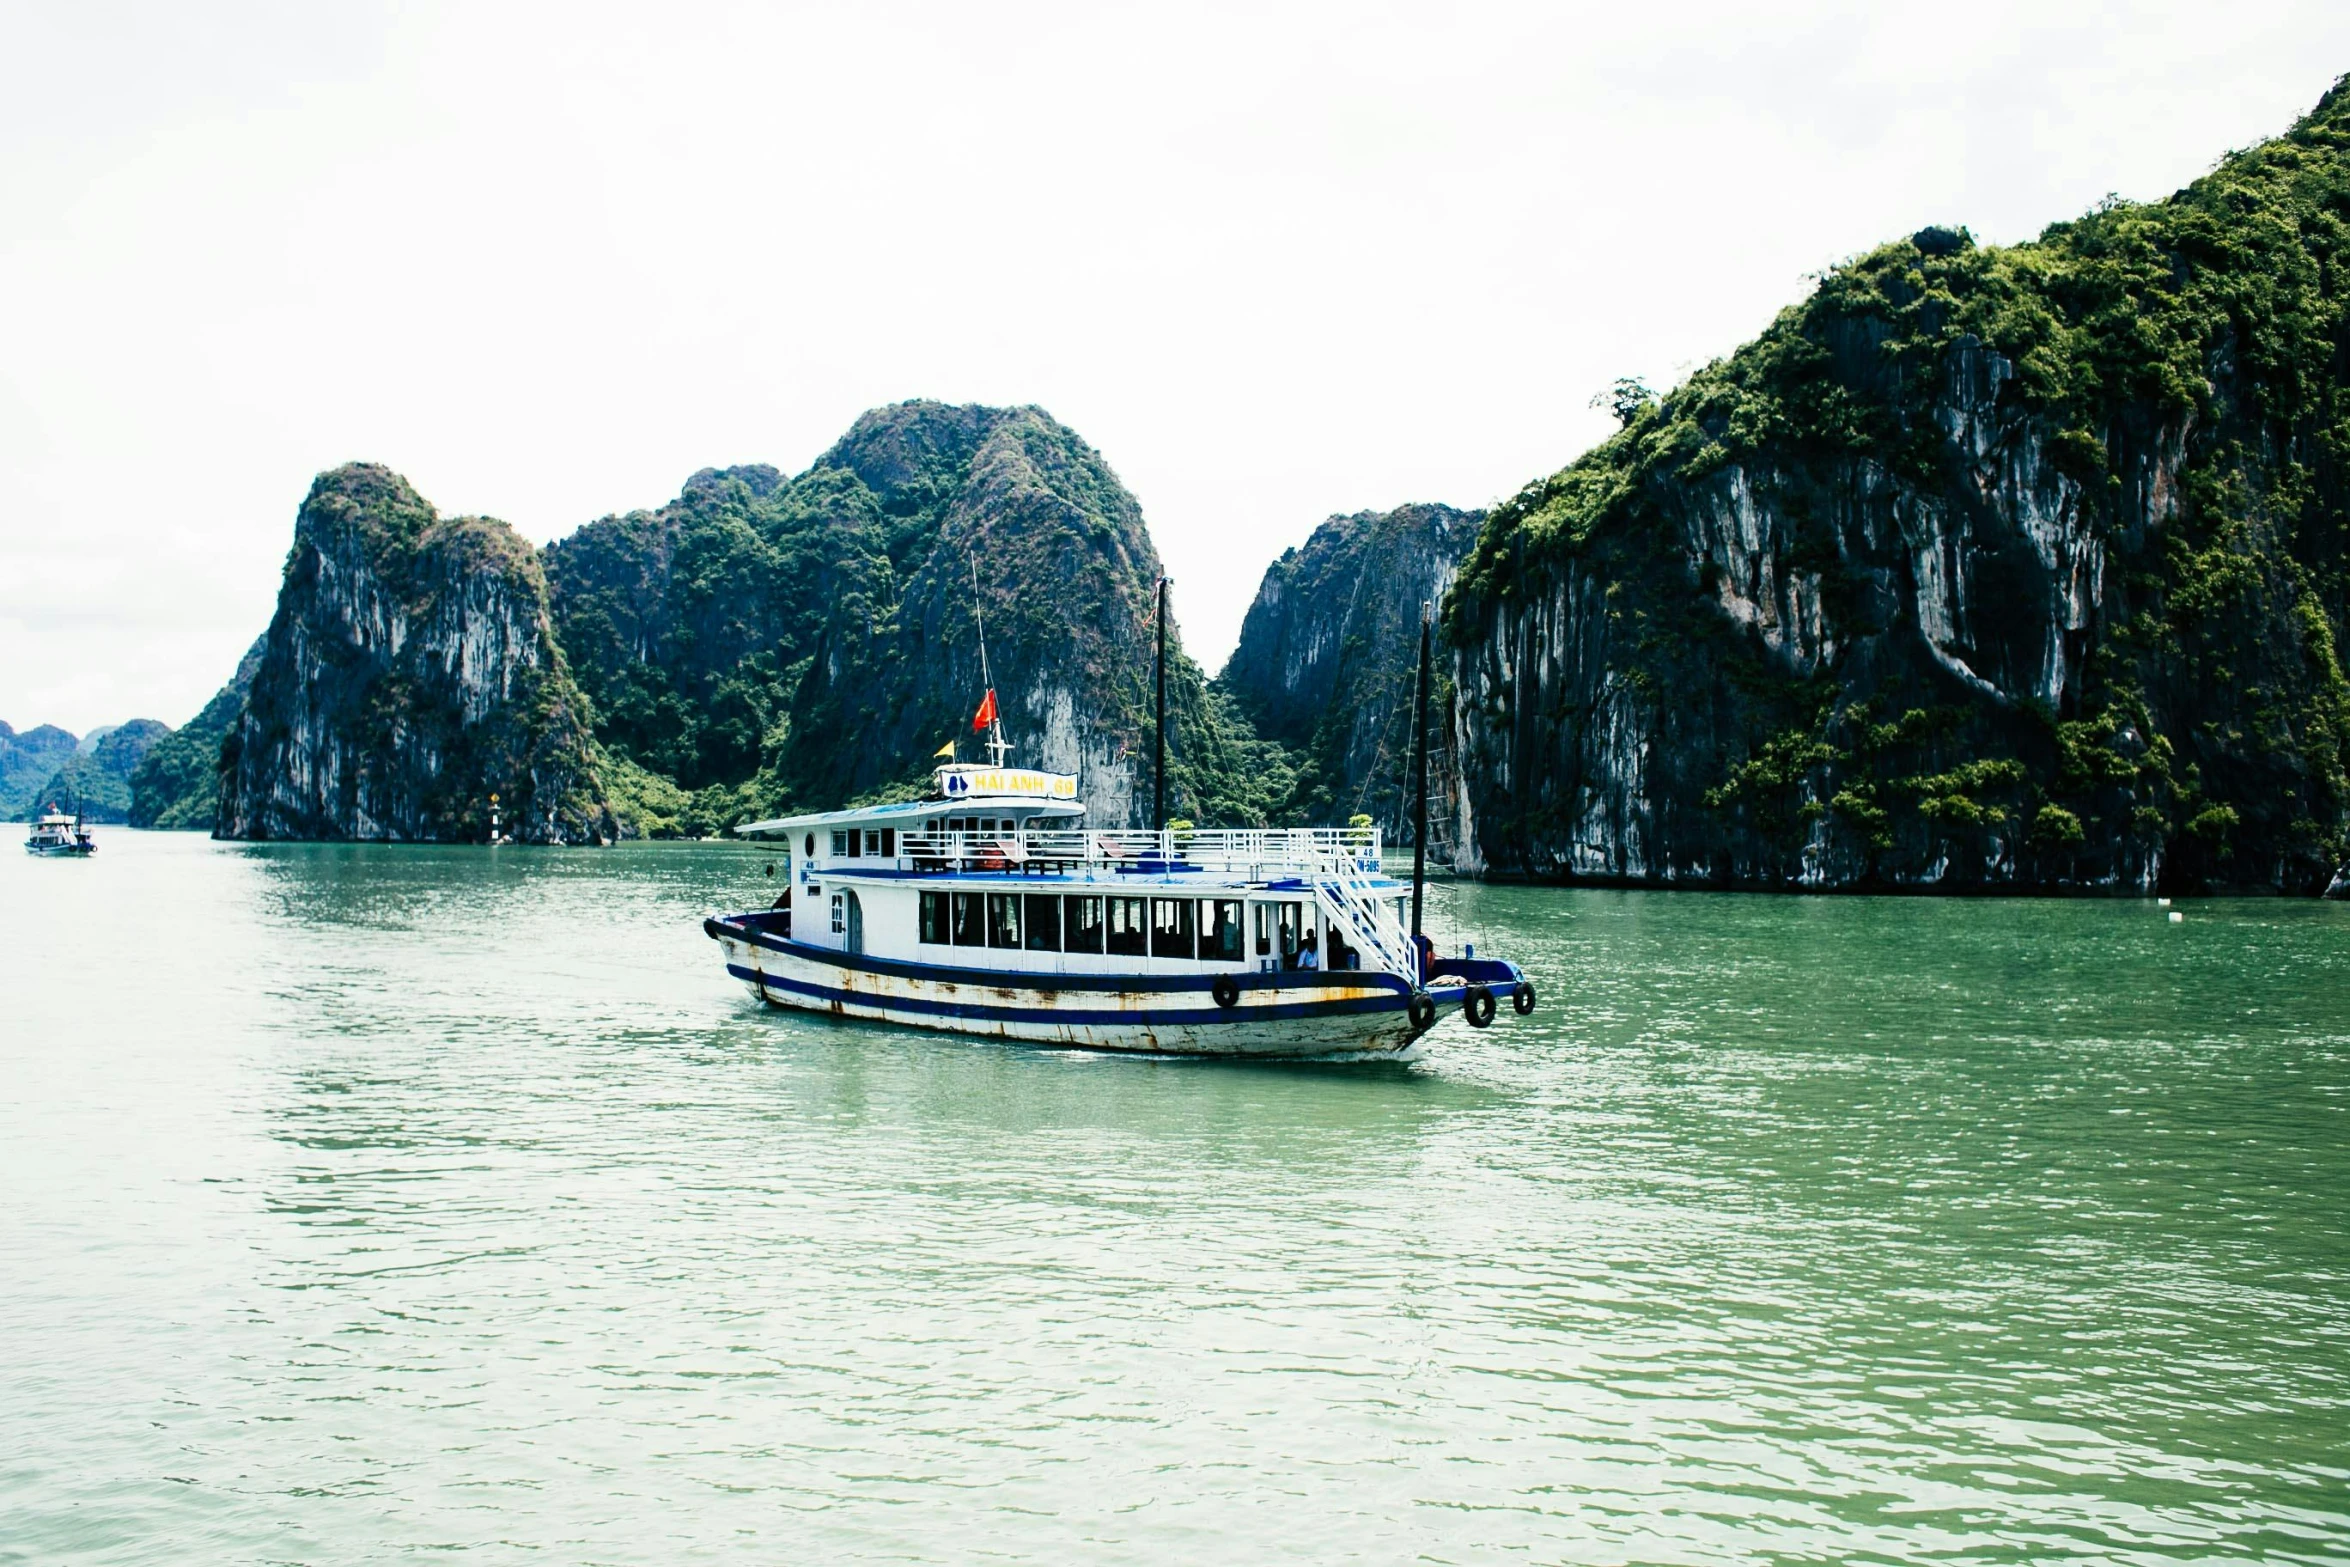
[1309,846,1416,982]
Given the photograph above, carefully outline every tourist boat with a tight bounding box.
[24,807,95,857]
[703,585,1534,1057]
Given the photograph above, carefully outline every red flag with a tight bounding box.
[971,688,998,733]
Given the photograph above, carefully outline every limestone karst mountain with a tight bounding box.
[1445,76,2350,894]
[216,465,609,843]
[1219,504,1482,840]
[31,719,172,823]
[546,400,1290,832]
[128,638,263,830]
[143,64,2350,899]
[0,722,83,820]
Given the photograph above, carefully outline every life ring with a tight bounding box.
[1212,973,1241,1009]
[1464,984,1496,1028]
[1513,980,1536,1016]
[1406,990,1437,1031]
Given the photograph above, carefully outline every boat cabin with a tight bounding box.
[735,764,1413,979]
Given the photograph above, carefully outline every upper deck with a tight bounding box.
[793,825,1387,886]
[732,762,1417,977]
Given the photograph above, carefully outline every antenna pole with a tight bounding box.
[1410,605,1431,944]
[971,553,1008,766]
[1153,576,1168,833]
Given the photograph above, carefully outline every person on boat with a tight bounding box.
[1297,933,1320,971]
[1414,930,1436,982]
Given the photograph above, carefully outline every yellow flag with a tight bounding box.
[933,740,955,758]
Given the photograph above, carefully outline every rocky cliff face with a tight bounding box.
[1446,83,2350,894]
[218,465,608,843]
[33,719,172,823]
[1221,504,1481,835]
[128,638,265,829]
[0,722,82,820]
[547,401,1283,830]
[544,464,802,794]
[785,403,1178,825]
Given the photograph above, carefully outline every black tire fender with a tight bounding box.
[1512,980,1536,1016]
[1465,984,1497,1028]
[1406,990,1437,1031]
[1212,973,1241,1009]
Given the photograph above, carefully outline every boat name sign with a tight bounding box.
[940,768,1078,800]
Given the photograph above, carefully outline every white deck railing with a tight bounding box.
[891,826,1382,877]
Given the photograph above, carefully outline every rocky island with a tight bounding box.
[546,399,1289,832]
[1219,503,1482,836]
[1,719,171,823]
[216,465,609,843]
[113,78,2350,898]
[1444,78,2350,895]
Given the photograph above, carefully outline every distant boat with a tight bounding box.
[25,805,95,857]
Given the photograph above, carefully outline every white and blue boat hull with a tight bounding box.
[704,913,1489,1057]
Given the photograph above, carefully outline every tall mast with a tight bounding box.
[1410,605,1431,944]
[1153,576,1168,832]
[971,554,1008,766]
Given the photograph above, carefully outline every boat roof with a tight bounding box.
[736,793,1085,837]
[805,866,1404,892]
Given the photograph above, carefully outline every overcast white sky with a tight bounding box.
[4,2,2347,734]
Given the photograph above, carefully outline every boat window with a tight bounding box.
[1106,896,1148,957]
[1203,899,1244,962]
[1024,894,1061,951]
[864,829,882,856]
[846,830,861,858]
[1064,896,1105,954]
[1276,902,1303,965]
[919,890,948,945]
[831,830,848,856]
[880,827,896,857]
[1149,898,1195,960]
[952,891,985,947]
[987,893,1022,949]
[1253,902,1272,957]
[805,833,815,857]
[831,893,845,934]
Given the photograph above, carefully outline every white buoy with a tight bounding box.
[2168,910,2184,923]
[2158,897,2171,907]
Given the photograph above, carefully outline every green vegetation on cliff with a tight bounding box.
[30,720,172,824]
[219,465,610,844]
[0,722,81,821]
[1448,75,2350,893]
[1221,504,1481,835]
[129,638,264,829]
[548,402,1290,833]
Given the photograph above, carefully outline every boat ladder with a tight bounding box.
[1309,849,1416,981]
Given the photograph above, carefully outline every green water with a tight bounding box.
[3,833,2346,1564]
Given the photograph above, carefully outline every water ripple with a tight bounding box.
[1,838,2345,1563]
